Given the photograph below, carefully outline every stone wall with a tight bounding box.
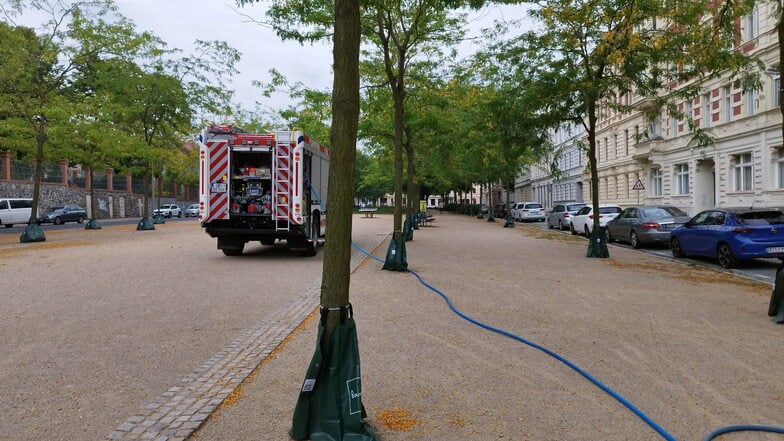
[0,181,190,219]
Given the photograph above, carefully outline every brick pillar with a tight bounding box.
[106,168,114,191]
[84,166,91,189]
[60,160,68,185]
[1,151,10,181]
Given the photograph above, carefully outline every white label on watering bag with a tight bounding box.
[302,379,316,392]
[346,377,362,415]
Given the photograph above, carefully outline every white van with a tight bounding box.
[0,198,34,228]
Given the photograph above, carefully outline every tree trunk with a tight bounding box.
[586,99,609,258]
[321,0,361,336]
[30,120,45,225]
[404,126,417,216]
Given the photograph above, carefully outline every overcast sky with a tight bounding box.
[115,0,332,114]
[12,1,528,119]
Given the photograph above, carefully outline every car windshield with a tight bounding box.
[567,204,585,211]
[598,207,622,214]
[525,204,542,209]
[737,210,784,225]
[641,207,686,218]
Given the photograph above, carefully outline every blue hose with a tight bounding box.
[351,241,784,440]
[702,425,784,440]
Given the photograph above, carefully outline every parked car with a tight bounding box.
[493,203,512,218]
[547,202,586,230]
[570,204,623,236]
[606,205,690,249]
[510,202,525,221]
[0,197,34,228]
[670,207,784,268]
[36,204,87,225]
[153,203,182,218]
[184,203,200,217]
[512,202,546,222]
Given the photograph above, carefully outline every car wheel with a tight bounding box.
[547,219,553,229]
[630,231,640,249]
[559,220,564,231]
[54,217,62,225]
[178,212,182,218]
[570,223,577,235]
[671,237,685,258]
[717,243,739,268]
[606,228,615,243]
[584,224,590,237]
[77,216,85,224]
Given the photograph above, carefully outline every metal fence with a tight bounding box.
[3,160,197,199]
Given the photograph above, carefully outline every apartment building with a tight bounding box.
[519,4,783,214]
[588,3,782,215]
[515,122,585,208]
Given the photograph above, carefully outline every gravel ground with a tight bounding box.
[193,213,784,441]
[2,213,783,441]
[0,220,335,441]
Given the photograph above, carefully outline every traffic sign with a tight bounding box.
[632,179,645,190]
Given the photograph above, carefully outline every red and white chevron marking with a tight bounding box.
[205,140,229,222]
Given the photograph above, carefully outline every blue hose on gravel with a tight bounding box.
[351,242,784,441]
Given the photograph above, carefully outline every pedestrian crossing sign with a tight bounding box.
[632,179,645,190]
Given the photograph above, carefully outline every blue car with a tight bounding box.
[670,207,784,268]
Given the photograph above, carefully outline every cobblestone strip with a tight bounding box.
[106,232,389,441]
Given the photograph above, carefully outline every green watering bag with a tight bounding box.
[290,306,377,441]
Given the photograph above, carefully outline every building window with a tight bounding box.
[744,8,759,41]
[746,89,755,116]
[675,163,690,195]
[775,77,781,109]
[624,129,629,156]
[775,148,784,189]
[732,153,753,192]
[649,114,662,139]
[613,134,618,157]
[702,93,711,128]
[724,85,732,122]
[651,168,662,196]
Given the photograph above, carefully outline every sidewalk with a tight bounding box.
[191,212,782,441]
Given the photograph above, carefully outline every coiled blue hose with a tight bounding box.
[351,241,784,440]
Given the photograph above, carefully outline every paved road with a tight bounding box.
[0,218,389,441]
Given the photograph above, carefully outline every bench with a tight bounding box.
[359,207,378,218]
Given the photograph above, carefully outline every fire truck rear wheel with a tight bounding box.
[301,214,319,257]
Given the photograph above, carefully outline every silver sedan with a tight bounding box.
[606,205,690,249]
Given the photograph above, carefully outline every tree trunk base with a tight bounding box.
[20,224,46,243]
[382,233,408,271]
[586,228,609,258]
[137,217,156,231]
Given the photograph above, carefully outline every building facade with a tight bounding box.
[588,3,781,215]
[519,4,782,215]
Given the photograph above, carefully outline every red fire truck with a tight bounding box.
[198,125,328,256]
